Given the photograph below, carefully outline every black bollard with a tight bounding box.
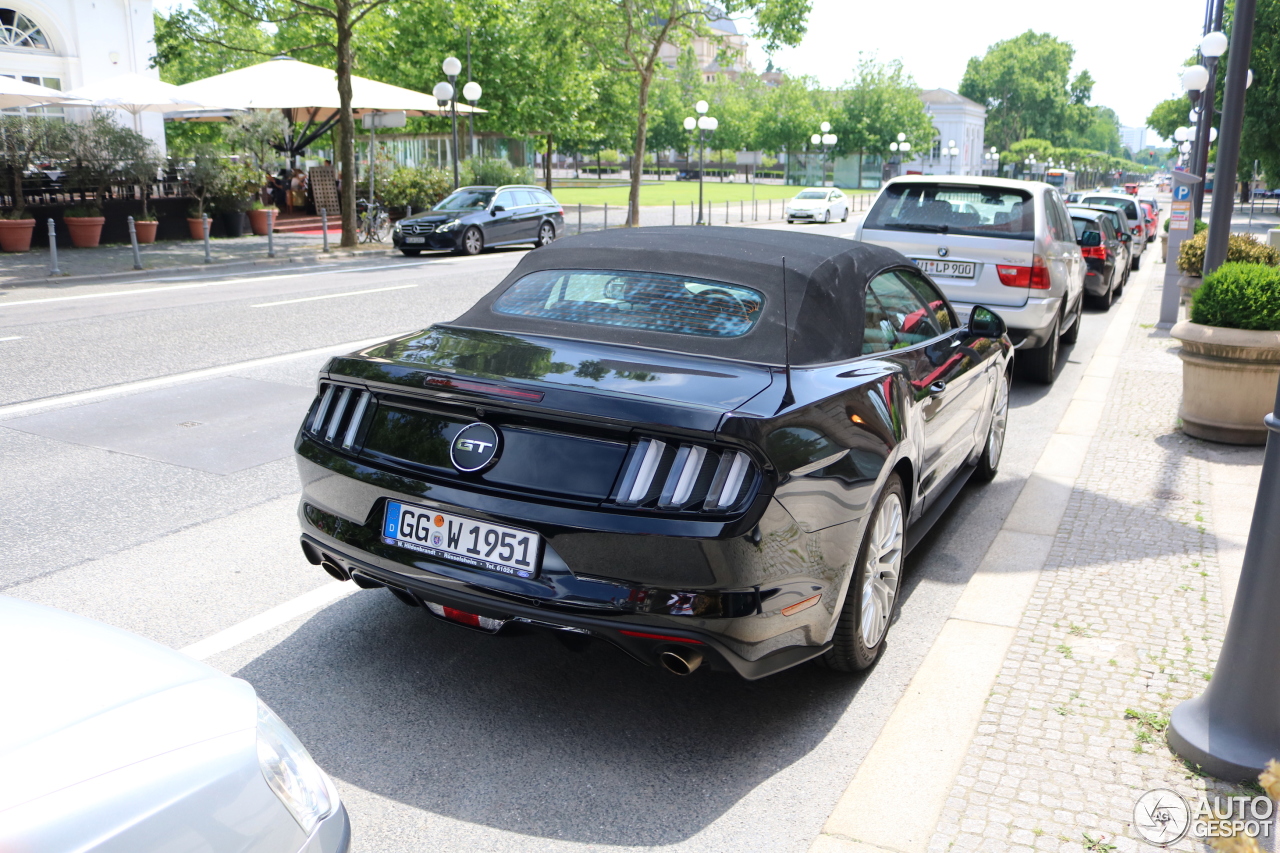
[1168,373,1280,780]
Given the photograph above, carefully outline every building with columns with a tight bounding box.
[900,88,987,177]
[0,0,165,152]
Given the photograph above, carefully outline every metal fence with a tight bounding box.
[563,191,874,236]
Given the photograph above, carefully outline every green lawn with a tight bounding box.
[550,181,864,207]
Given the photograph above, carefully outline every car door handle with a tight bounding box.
[928,381,947,396]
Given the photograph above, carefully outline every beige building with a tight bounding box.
[657,10,749,83]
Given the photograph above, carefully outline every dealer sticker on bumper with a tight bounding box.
[383,501,541,579]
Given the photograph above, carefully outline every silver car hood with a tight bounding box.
[0,597,255,815]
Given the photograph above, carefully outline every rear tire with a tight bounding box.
[536,221,555,247]
[1091,275,1114,310]
[1061,298,1081,344]
[1022,318,1060,385]
[821,474,906,673]
[975,370,1009,483]
[400,249,421,257]
[1130,251,1141,271]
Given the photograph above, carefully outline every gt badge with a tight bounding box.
[450,422,501,472]
[937,247,949,258]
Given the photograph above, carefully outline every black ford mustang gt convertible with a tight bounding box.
[295,227,1013,679]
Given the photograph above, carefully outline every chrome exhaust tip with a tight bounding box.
[320,559,350,582]
[659,647,704,676]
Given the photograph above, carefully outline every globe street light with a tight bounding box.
[888,132,911,178]
[685,104,716,224]
[436,56,464,188]
[812,124,837,186]
[945,138,959,175]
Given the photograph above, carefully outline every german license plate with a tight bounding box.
[382,501,540,578]
[912,258,977,279]
[404,236,426,244]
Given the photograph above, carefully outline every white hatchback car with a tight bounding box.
[855,175,1085,384]
[0,596,350,853]
[786,187,849,224]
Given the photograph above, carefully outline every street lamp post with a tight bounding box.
[945,139,959,175]
[684,100,716,225]
[888,132,911,179]
[1203,8,1257,273]
[810,122,837,186]
[433,56,464,189]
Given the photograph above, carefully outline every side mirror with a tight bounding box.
[1120,232,1132,243]
[491,205,505,214]
[968,305,1007,338]
[1079,231,1102,248]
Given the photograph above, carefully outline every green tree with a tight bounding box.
[566,0,811,226]
[960,30,1076,149]
[831,56,933,165]
[755,75,826,183]
[1147,97,1188,143]
[1240,0,1280,186]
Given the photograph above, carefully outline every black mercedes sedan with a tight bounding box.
[392,185,565,257]
[295,227,1013,679]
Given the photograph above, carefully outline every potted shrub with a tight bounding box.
[0,114,69,251]
[1176,229,1279,303]
[211,160,262,239]
[119,135,163,244]
[247,200,274,236]
[184,145,222,239]
[66,111,150,243]
[1172,262,1280,444]
[63,203,105,248]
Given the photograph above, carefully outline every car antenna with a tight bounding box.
[778,256,795,412]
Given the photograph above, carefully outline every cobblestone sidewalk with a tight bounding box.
[925,271,1267,853]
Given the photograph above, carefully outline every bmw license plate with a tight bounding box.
[382,501,540,578]
[404,236,426,244]
[912,258,977,279]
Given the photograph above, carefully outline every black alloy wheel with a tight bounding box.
[975,370,1010,482]
[458,226,484,256]
[1022,317,1060,385]
[401,249,421,257]
[822,474,906,672]
[536,221,555,247]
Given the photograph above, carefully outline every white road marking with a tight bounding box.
[251,283,417,308]
[0,259,456,308]
[0,335,21,342]
[0,332,411,421]
[182,581,358,661]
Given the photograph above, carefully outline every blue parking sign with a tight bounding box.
[1173,184,1191,201]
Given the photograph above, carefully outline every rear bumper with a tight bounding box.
[952,294,1062,349]
[299,531,830,680]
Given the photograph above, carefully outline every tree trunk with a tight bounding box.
[628,69,653,228]
[336,0,358,249]
[10,163,23,217]
[545,134,552,192]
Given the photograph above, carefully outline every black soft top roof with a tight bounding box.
[449,226,910,367]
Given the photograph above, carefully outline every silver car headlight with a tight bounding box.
[393,221,402,232]
[256,700,335,835]
[435,219,460,232]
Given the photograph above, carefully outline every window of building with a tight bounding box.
[0,9,50,50]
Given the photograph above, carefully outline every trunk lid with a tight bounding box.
[857,229,1035,308]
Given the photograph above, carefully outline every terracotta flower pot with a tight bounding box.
[247,208,272,236]
[187,217,209,240]
[63,216,105,248]
[134,220,158,244]
[1171,320,1280,445]
[0,217,36,252]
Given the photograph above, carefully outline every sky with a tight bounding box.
[745,0,1209,135]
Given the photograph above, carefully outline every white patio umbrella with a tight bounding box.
[60,72,211,132]
[170,57,485,163]
[0,76,84,110]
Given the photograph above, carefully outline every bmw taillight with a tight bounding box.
[1081,245,1107,260]
[996,255,1051,289]
[613,438,756,513]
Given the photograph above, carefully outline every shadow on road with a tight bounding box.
[238,591,863,845]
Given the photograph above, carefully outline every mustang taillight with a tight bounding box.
[307,382,373,449]
[614,438,755,512]
[996,255,1051,289]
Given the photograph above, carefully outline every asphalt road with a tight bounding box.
[0,218,1146,852]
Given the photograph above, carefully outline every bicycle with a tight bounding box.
[356,198,392,243]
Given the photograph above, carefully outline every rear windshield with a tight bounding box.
[1082,196,1138,220]
[864,183,1034,240]
[492,269,764,338]
[1071,217,1097,240]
